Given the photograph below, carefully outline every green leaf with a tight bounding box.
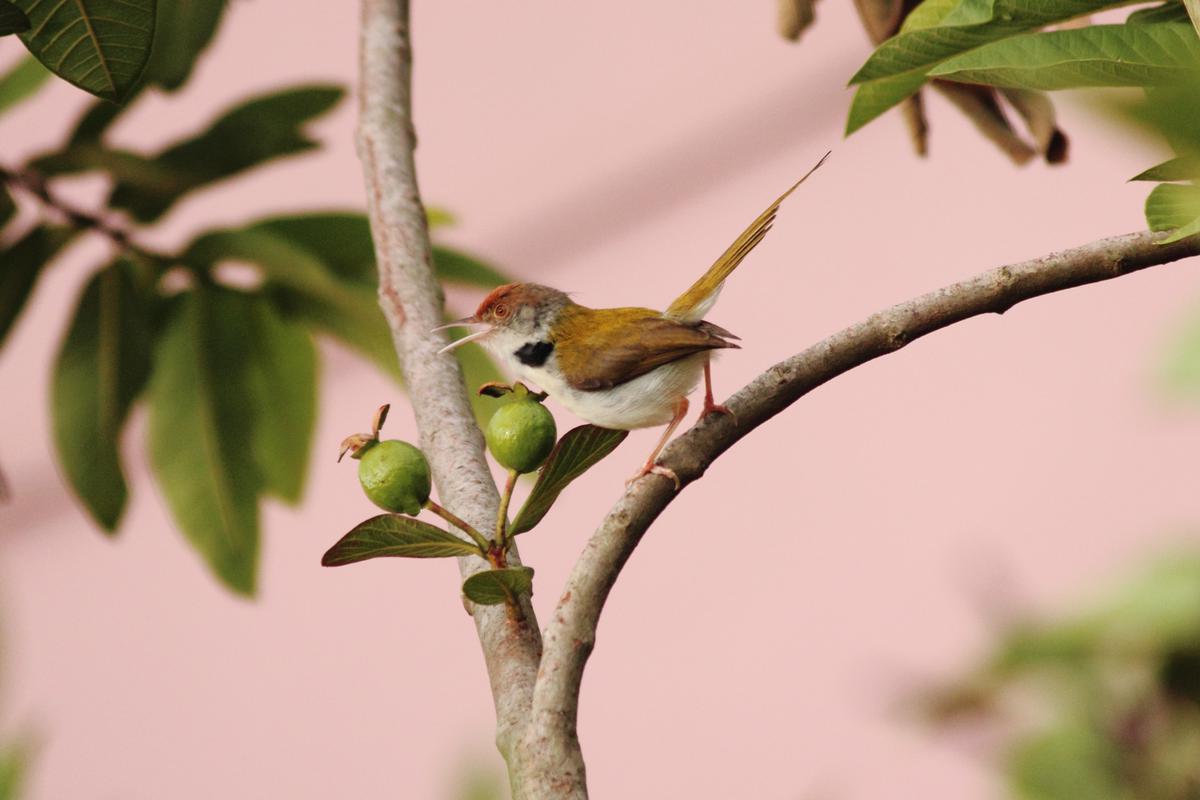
[246,212,376,285]
[52,260,152,531]
[0,739,29,800]
[1161,304,1200,397]
[432,245,510,288]
[510,425,628,535]
[1131,156,1200,181]
[1008,721,1124,800]
[906,0,998,30]
[142,0,226,90]
[462,566,535,605]
[270,283,401,380]
[243,300,316,504]
[147,287,261,595]
[107,85,343,221]
[0,226,72,351]
[184,225,346,293]
[183,222,403,380]
[852,1,1137,85]
[1145,182,1200,241]
[929,24,1200,90]
[247,214,509,290]
[0,1,28,36]
[0,55,51,116]
[322,514,482,566]
[1129,1,1193,24]
[15,0,154,101]
[847,0,1151,130]
[64,98,126,147]
[426,207,456,228]
[846,71,929,134]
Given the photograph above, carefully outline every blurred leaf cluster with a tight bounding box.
[840,0,1200,240]
[828,0,1200,406]
[923,553,1200,799]
[781,0,1071,163]
[1,1,508,595]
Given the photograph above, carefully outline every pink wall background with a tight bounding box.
[3,2,1200,798]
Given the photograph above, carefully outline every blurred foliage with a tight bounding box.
[0,739,27,800]
[0,2,509,595]
[837,0,1200,239]
[812,0,1071,163]
[922,553,1200,799]
[451,762,509,800]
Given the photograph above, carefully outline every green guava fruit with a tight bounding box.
[486,400,557,473]
[357,439,432,514]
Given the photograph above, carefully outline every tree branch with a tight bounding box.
[355,0,542,771]
[521,229,1200,790]
[0,164,168,264]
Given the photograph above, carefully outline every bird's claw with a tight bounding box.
[701,403,736,424]
[626,463,681,491]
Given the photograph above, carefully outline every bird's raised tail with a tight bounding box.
[664,151,830,323]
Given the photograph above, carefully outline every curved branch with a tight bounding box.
[355,0,542,764]
[522,229,1200,784]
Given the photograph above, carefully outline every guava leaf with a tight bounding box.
[322,515,482,566]
[510,425,628,535]
[147,287,262,595]
[15,0,154,101]
[52,261,152,530]
[462,566,535,605]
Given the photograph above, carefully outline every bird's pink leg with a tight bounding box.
[627,396,689,489]
[701,357,734,421]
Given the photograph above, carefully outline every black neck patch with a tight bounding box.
[514,340,554,368]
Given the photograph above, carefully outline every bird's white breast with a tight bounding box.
[481,329,706,430]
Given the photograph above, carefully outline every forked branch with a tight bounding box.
[520,229,1200,793]
[355,0,543,770]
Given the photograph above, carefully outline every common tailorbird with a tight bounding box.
[439,152,828,486]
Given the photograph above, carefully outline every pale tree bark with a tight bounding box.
[355,3,1200,797]
[355,0,543,775]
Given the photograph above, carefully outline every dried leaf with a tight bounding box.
[777,0,818,41]
[933,81,1037,165]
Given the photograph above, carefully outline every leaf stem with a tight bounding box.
[496,469,519,550]
[425,500,489,553]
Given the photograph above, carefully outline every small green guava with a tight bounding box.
[486,400,557,473]
[356,439,432,515]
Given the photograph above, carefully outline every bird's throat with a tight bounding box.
[514,340,554,367]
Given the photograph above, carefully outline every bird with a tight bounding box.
[438,152,828,487]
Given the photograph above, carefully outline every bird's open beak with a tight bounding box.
[433,316,491,354]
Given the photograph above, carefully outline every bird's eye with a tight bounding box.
[493,304,510,319]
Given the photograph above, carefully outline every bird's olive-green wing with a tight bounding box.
[665,151,829,323]
[554,307,736,391]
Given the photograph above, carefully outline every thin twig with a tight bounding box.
[496,469,519,549]
[518,229,1200,793]
[0,164,169,264]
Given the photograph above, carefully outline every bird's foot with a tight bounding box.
[625,463,681,491]
[701,402,736,424]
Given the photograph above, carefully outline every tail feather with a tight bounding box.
[665,151,829,322]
